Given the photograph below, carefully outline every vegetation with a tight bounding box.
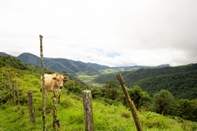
[94,64,197,100]
[134,70,197,99]
[1,67,197,131]
[127,86,152,110]
[153,90,175,115]
[1,55,197,130]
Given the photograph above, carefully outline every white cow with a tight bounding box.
[40,73,68,103]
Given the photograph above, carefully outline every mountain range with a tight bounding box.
[0,52,164,75]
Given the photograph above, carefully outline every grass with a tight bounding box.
[1,68,197,131]
[77,73,103,88]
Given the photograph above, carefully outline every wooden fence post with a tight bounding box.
[15,73,20,110]
[8,73,16,105]
[40,35,47,131]
[52,96,60,130]
[7,72,15,105]
[82,90,94,131]
[116,73,143,131]
[11,84,15,105]
[28,92,36,123]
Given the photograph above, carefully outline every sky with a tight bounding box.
[0,0,197,67]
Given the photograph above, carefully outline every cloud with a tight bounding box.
[0,0,197,67]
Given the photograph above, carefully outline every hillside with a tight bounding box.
[17,52,103,76]
[0,55,87,87]
[134,70,197,99]
[94,64,197,99]
[0,59,197,130]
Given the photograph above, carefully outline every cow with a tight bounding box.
[40,73,68,103]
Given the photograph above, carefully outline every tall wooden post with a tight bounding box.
[82,90,94,131]
[116,73,143,131]
[52,96,60,130]
[11,84,15,105]
[40,35,46,131]
[7,72,15,105]
[28,92,36,123]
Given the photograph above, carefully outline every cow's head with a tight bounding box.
[53,74,68,89]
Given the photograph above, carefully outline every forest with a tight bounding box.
[94,63,197,100]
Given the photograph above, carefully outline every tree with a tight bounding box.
[153,89,174,115]
[105,80,119,100]
[127,86,151,110]
[175,99,197,121]
[65,80,88,94]
[91,88,104,99]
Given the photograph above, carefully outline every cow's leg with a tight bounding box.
[52,91,56,99]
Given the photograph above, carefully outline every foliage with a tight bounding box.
[175,99,197,122]
[94,64,197,100]
[135,71,197,99]
[0,56,28,70]
[105,80,120,100]
[91,87,105,99]
[65,80,89,95]
[153,90,175,115]
[127,86,152,110]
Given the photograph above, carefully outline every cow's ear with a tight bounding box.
[52,77,57,80]
[64,76,68,80]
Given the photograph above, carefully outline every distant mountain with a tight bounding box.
[87,62,110,70]
[17,52,101,75]
[1,52,171,76]
[0,52,13,57]
[18,53,40,65]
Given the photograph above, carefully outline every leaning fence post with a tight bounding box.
[28,92,36,123]
[116,73,143,131]
[82,90,94,131]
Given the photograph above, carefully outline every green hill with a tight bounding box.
[1,55,197,130]
[17,52,101,76]
[94,64,197,100]
[132,70,197,99]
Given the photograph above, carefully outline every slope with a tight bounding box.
[94,64,197,99]
[17,52,101,75]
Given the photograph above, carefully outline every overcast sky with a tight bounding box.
[0,0,197,67]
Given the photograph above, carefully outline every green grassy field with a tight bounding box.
[77,72,103,88]
[76,68,120,88]
[1,68,197,131]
